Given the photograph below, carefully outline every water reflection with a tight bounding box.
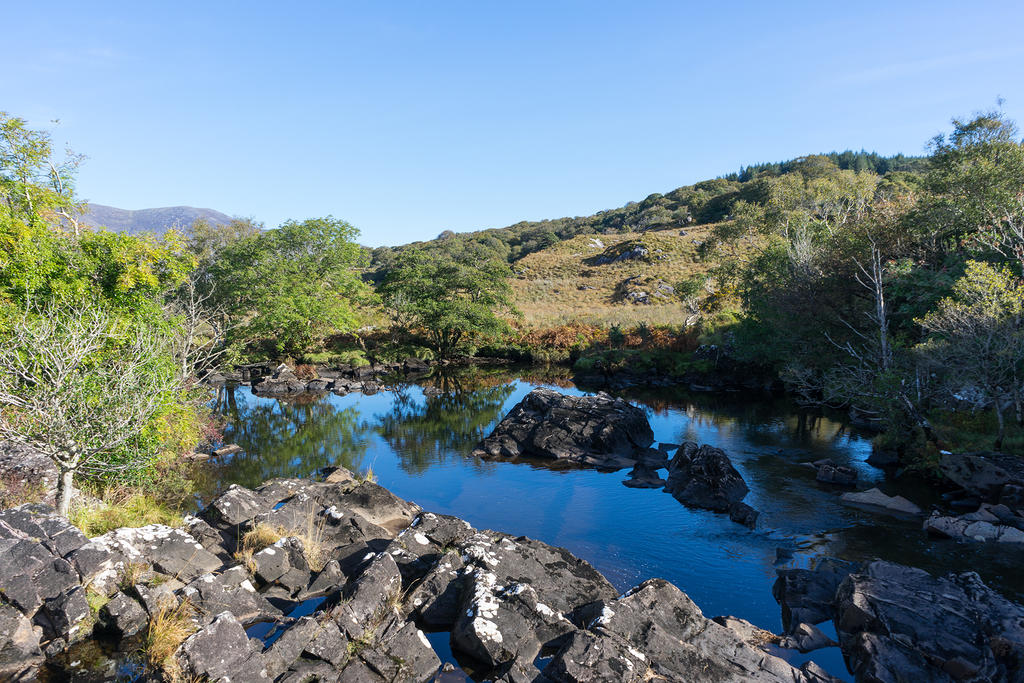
[376,372,514,474]
[209,386,373,490]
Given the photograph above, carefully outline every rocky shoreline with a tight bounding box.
[1,467,1021,682]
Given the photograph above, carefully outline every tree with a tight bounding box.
[918,261,1024,449]
[926,110,1024,271]
[0,305,181,515]
[0,112,85,233]
[379,250,516,358]
[209,216,368,356]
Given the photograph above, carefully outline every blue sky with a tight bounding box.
[3,1,1022,247]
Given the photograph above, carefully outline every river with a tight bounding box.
[204,366,1023,681]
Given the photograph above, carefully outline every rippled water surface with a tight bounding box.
[203,367,1023,680]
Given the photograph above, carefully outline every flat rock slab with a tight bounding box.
[473,387,654,468]
[840,487,921,516]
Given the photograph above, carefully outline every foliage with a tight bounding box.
[379,250,517,358]
[205,216,369,357]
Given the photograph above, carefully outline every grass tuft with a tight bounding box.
[145,601,197,682]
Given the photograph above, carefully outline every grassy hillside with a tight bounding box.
[510,223,720,327]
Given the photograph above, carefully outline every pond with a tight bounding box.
[204,366,1023,680]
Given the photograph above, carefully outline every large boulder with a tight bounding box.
[773,559,858,633]
[474,388,654,469]
[0,604,42,681]
[575,578,834,682]
[835,561,1024,682]
[940,452,1024,509]
[175,612,270,682]
[665,442,750,513]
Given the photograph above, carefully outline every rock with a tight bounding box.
[589,578,828,681]
[773,559,857,632]
[97,591,148,638]
[176,612,270,682]
[728,501,759,529]
[474,388,654,468]
[939,452,1024,508]
[181,565,281,624]
[779,622,837,653]
[451,568,574,669]
[835,561,1024,682]
[212,444,243,458]
[923,510,1024,543]
[866,448,899,467]
[250,537,312,594]
[814,461,858,486]
[665,442,749,512]
[405,551,465,628]
[545,629,648,682]
[332,552,403,640]
[90,524,223,583]
[130,580,180,616]
[840,488,922,516]
[41,586,90,641]
[253,365,308,396]
[358,616,441,683]
[262,616,332,679]
[0,604,43,681]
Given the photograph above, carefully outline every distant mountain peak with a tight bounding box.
[80,203,234,234]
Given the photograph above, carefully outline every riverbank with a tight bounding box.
[2,466,1021,682]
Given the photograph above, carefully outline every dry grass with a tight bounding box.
[234,507,329,573]
[146,601,197,682]
[509,226,720,327]
[118,561,152,591]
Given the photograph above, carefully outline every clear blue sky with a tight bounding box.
[3,1,1022,247]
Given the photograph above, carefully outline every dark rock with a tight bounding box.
[474,388,654,468]
[250,537,312,594]
[263,615,331,679]
[333,552,403,640]
[590,578,827,681]
[90,524,223,583]
[0,604,43,681]
[940,452,1024,509]
[405,551,465,628]
[175,612,270,681]
[97,591,148,638]
[452,567,574,669]
[773,559,857,632]
[866,448,899,467]
[728,501,759,529]
[305,379,331,392]
[835,561,1024,683]
[544,629,647,682]
[181,566,281,625]
[622,464,666,489]
[665,442,749,512]
[213,444,243,458]
[358,616,441,682]
[41,586,90,641]
[814,461,858,486]
[130,581,180,616]
[253,365,308,396]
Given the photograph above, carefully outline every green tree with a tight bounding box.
[210,216,369,356]
[918,261,1024,449]
[379,250,516,358]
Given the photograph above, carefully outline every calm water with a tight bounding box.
[205,367,1023,680]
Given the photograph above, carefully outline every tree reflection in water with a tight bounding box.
[206,386,373,492]
[376,371,515,474]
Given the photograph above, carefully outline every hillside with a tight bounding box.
[80,203,233,234]
[510,224,720,326]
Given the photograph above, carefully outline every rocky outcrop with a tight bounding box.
[229,359,437,397]
[939,452,1024,509]
[0,471,862,682]
[923,503,1024,544]
[474,388,654,469]
[835,561,1024,682]
[665,442,749,512]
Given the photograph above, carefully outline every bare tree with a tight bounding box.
[0,305,180,516]
[166,273,229,383]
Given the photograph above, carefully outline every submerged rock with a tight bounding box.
[474,387,654,468]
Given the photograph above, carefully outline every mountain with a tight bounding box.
[80,203,234,234]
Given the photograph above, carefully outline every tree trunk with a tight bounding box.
[994,402,1006,452]
[56,468,75,517]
